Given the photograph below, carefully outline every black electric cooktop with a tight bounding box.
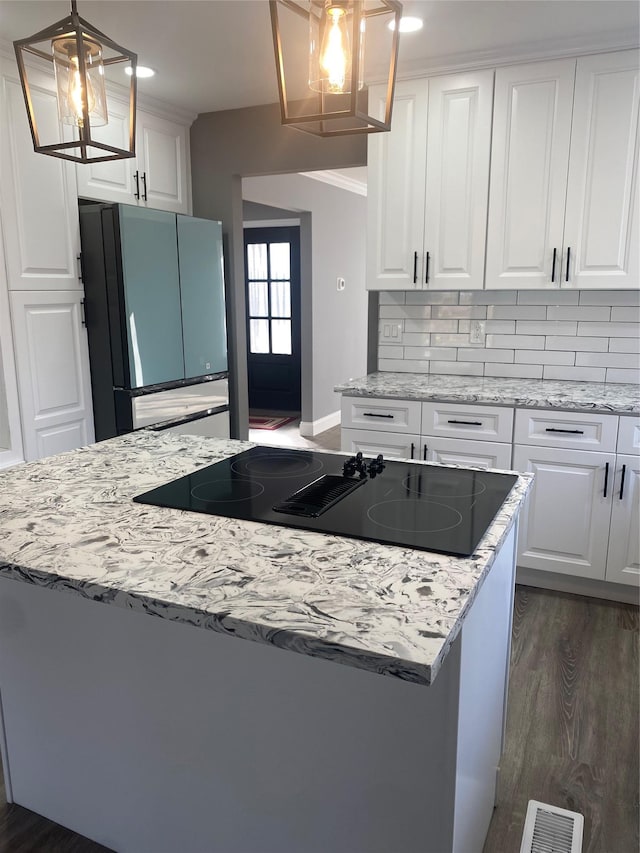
[133,447,518,558]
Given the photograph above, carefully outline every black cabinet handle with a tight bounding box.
[423,444,427,460]
[565,246,571,282]
[363,413,393,419]
[413,251,418,284]
[77,253,84,282]
[551,247,557,283]
[448,419,482,426]
[410,442,415,459]
[134,170,140,200]
[620,464,626,500]
[604,462,609,498]
[425,252,430,285]
[545,428,584,434]
[80,298,86,327]
[141,171,148,201]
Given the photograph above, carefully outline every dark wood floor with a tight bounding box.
[1,422,637,851]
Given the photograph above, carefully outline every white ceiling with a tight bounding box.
[0,1,638,116]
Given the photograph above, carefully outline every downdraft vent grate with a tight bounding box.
[520,800,584,853]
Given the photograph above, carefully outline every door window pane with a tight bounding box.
[247,243,268,280]
[270,281,291,318]
[269,243,290,279]
[248,281,269,316]
[271,319,292,354]
[250,319,269,353]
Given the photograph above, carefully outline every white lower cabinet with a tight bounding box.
[10,291,95,462]
[606,455,640,586]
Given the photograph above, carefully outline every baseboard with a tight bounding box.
[299,410,341,438]
[516,565,640,605]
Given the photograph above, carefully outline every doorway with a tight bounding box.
[244,226,301,414]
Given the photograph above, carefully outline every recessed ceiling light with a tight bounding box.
[125,65,155,78]
[388,16,424,33]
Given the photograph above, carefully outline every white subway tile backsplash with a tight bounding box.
[429,361,484,376]
[517,290,580,305]
[457,348,515,363]
[486,334,545,349]
[405,319,458,333]
[432,305,487,319]
[488,305,547,320]
[606,367,640,383]
[515,350,575,366]
[379,291,407,305]
[543,365,607,382]
[546,336,609,352]
[547,305,611,321]
[575,351,639,369]
[405,291,459,305]
[459,291,517,305]
[516,320,578,336]
[484,363,543,379]
[577,322,640,337]
[404,346,457,361]
[611,306,640,323]
[377,290,637,385]
[579,290,640,306]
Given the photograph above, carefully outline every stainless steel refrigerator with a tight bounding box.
[79,203,229,441]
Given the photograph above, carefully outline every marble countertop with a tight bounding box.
[335,373,640,414]
[0,431,532,686]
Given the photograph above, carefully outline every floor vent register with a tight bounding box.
[519,799,584,853]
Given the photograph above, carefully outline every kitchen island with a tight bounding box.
[0,431,532,853]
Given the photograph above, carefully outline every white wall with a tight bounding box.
[243,173,367,428]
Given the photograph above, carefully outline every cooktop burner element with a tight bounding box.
[133,446,518,557]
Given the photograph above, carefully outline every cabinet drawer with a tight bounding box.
[421,402,513,443]
[617,416,640,456]
[514,409,618,452]
[426,437,512,470]
[340,427,420,460]
[341,397,421,434]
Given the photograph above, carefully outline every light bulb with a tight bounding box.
[52,35,108,129]
[320,6,349,94]
[68,55,95,126]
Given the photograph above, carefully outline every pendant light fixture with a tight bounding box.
[13,0,137,163]
[270,0,401,137]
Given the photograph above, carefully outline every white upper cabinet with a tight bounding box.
[0,60,82,292]
[76,99,192,214]
[486,50,639,290]
[367,70,494,291]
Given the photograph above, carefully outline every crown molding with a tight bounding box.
[299,170,367,196]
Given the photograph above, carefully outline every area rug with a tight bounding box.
[249,415,297,431]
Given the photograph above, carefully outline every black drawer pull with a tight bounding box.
[425,251,430,284]
[604,462,609,498]
[413,251,418,284]
[551,247,557,283]
[410,442,415,459]
[423,444,427,460]
[448,419,482,426]
[363,413,394,419]
[545,428,584,434]
[565,246,571,282]
[620,464,626,500]
[134,170,140,200]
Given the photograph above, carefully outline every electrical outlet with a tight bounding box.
[469,320,485,345]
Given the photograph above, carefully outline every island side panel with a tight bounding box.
[0,577,466,853]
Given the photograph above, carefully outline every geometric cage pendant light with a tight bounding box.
[269,0,402,137]
[13,0,137,163]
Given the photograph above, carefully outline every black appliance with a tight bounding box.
[133,447,517,557]
[79,202,229,441]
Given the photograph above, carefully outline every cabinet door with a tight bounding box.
[606,456,640,586]
[118,206,184,387]
[366,80,428,290]
[10,291,95,461]
[425,437,512,469]
[0,61,81,291]
[423,71,493,290]
[75,97,138,204]
[341,427,420,461]
[485,59,575,290]
[137,112,190,214]
[563,50,639,289]
[513,444,613,580]
[177,216,227,377]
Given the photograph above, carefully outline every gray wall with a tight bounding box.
[243,173,368,428]
[190,102,366,438]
